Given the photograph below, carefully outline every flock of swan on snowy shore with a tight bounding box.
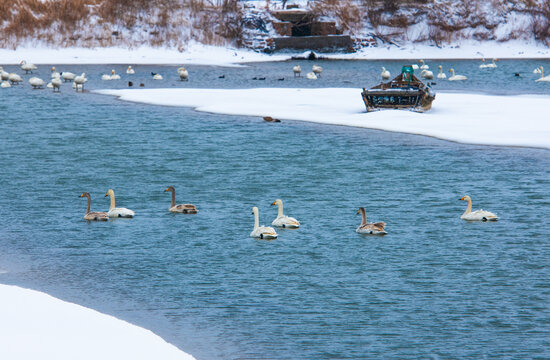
[81,188,498,239]
[2,58,548,91]
[0,62,190,91]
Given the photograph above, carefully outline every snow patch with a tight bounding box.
[97,87,550,150]
[0,284,195,360]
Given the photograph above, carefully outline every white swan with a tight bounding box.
[250,207,278,239]
[535,66,550,82]
[0,67,10,80]
[485,58,498,68]
[8,73,23,84]
[20,60,37,74]
[448,68,467,81]
[271,199,300,228]
[51,67,60,79]
[411,64,419,70]
[177,67,188,81]
[356,207,387,235]
[74,73,87,91]
[459,195,498,221]
[437,65,446,79]
[381,67,390,80]
[61,71,75,82]
[105,189,135,218]
[153,73,163,80]
[479,58,488,68]
[80,192,108,221]
[419,59,429,70]
[1,81,10,88]
[29,77,45,89]
[126,66,135,74]
[421,69,434,79]
[110,69,120,80]
[101,73,111,81]
[312,64,323,77]
[51,77,62,92]
[533,66,542,74]
[306,72,317,80]
[293,65,301,77]
[164,186,197,213]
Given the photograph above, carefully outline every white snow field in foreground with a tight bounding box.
[0,284,195,360]
[98,88,550,150]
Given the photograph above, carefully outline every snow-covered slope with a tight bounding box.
[0,284,195,360]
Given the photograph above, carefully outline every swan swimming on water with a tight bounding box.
[437,65,446,79]
[448,68,467,81]
[164,186,197,213]
[419,59,429,70]
[356,207,387,235]
[80,192,108,221]
[126,66,135,74]
[381,67,390,80]
[0,67,9,80]
[1,81,10,88]
[105,189,135,218]
[535,66,550,82]
[459,195,498,221]
[250,206,278,239]
[271,199,300,228]
[421,69,434,79]
[306,72,317,80]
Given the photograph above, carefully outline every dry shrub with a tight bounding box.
[310,0,364,35]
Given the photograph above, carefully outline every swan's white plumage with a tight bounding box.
[293,65,301,77]
[535,66,550,82]
[485,59,498,68]
[448,68,467,81]
[20,60,37,73]
[177,67,188,81]
[8,73,23,84]
[421,69,434,79]
[126,66,135,74]
[381,67,390,80]
[61,71,75,82]
[459,195,498,221]
[153,74,163,80]
[437,65,447,79]
[29,77,45,88]
[110,69,120,80]
[306,72,317,80]
[251,206,277,239]
[0,67,9,80]
[105,189,135,218]
[271,199,300,228]
[1,81,10,88]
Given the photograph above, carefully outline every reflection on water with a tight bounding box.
[0,61,549,360]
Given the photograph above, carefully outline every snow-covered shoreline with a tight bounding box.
[97,87,550,150]
[0,284,195,360]
[1,40,549,67]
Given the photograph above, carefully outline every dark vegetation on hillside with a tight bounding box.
[0,0,548,49]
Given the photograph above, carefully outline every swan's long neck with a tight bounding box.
[451,69,455,76]
[170,190,176,208]
[277,201,283,217]
[85,195,91,214]
[109,192,115,211]
[462,198,472,217]
[254,210,259,230]
[541,67,544,78]
[360,208,367,226]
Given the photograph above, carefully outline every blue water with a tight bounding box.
[1,60,550,359]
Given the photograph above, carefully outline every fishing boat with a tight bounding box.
[361,65,435,112]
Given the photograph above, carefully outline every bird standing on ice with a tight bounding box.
[293,65,301,77]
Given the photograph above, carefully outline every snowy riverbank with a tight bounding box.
[1,40,549,67]
[98,88,550,150]
[0,284,195,360]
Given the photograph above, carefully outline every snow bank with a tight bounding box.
[97,87,550,150]
[1,40,548,66]
[328,40,550,60]
[0,43,288,66]
[0,284,195,360]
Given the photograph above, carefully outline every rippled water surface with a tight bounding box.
[1,60,550,360]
